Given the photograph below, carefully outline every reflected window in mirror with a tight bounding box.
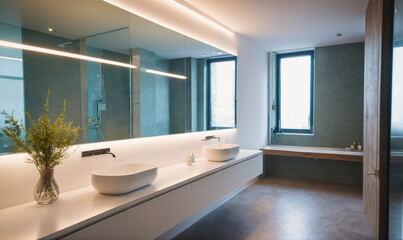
[208,57,237,130]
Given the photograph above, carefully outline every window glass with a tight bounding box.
[277,51,313,133]
[391,46,403,136]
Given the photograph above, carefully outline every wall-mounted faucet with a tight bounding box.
[82,148,116,158]
[201,135,221,142]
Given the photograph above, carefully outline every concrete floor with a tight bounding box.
[174,178,374,240]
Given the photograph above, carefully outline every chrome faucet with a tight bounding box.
[82,148,116,158]
[201,135,221,142]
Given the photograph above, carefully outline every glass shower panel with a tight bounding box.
[86,26,131,143]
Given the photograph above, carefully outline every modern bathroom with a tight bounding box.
[0,0,400,239]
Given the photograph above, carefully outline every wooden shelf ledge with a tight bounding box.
[260,145,363,162]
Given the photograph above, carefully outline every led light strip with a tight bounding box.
[173,0,234,36]
[145,69,187,79]
[0,40,137,69]
[0,40,187,79]
[0,55,23,61]
[103,0,234,37]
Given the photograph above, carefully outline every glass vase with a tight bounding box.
[33,168,59,204]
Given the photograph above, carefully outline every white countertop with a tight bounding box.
[0,149,261,240]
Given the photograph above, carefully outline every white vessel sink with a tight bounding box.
[203,143,240,162]
[91,163,158,195]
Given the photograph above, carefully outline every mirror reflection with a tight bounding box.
[0,0,237,154]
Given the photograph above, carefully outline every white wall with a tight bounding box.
[0,0,268,210]
[235,36,268,148]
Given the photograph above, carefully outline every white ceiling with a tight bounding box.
[0,0,371,55]
[181,0,369,52]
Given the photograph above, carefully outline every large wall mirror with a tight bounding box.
[0,0,237,154]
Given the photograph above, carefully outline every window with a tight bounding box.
[391,46,403,136]
[276,51,314,133]
[208,57,237,129]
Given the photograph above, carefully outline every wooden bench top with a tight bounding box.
[261,145,363,162]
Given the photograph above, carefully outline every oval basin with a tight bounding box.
[203,143,240,162]
[91,163,158,195]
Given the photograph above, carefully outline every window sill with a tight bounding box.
[274,132,314,136]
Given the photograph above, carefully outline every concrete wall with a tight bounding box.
[268,42,364,186]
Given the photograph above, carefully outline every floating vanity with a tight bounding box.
[0,150,262,240]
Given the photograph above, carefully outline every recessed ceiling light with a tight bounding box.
[48,28,56,32]
[217,51,223,55]
[336,33,342,37]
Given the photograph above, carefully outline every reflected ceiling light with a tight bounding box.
[144,69,187,79]
[0,56,23,61]
[0,40,137,69]
[217,51,223,55]
[48,28,56,32]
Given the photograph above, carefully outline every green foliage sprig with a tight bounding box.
[2,90,90,171]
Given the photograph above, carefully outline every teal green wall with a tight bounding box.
[133,48,170,137]
[87,46,102,143]
[22,29,131,144]
[169,58,186,134]
[100,49,130,141]
[267,42,364,186]
[22,29,83,142]
[266,156,363,185]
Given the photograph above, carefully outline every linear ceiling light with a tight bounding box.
[145,69,187,79]
[0,56,23,61]
[0,40,137,69]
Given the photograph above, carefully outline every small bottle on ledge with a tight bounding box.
[351,142,357,151]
